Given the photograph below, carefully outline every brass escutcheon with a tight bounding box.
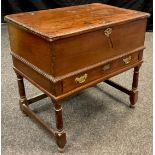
[123,56,132,65]
[102,64,111,71]
[104,28,112,37]
[75,73,88,84]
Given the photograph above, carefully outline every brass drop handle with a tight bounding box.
[123,56,132,65]
[75,73,88,84]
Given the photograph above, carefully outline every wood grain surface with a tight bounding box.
[5,3,150,41]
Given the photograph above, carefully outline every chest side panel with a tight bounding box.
[53,19,147,76]
[8,24,53,75]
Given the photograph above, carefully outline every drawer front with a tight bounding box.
[62,51,141,93]
[53,19,147,76]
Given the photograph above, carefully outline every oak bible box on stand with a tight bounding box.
[5,3,150,152]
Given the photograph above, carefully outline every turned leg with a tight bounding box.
[52,100,66,152]
[15,72,28,114]
[130,65,140,108]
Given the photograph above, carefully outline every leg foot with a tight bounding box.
[129,91,138,108]
[53,99,67,151]
[129,65,140,108]
[129,104,135,108]
[55,131,66,153]
[58,147,65,153]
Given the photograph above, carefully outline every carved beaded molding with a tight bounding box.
[11,46,144,83]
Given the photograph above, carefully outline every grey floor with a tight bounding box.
[2,24,153,155]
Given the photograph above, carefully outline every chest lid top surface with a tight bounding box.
[5,3,149,41]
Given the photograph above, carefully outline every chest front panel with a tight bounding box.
[52,19,146,76]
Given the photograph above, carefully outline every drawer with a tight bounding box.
[62,51,141,93]
[53,19,146,76]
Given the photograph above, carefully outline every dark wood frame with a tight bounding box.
[16,72,66,152]
[15,64,140,152]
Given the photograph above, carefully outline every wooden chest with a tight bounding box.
[5,3,150,152]
[5,3,149,100]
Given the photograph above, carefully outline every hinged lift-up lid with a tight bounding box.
[5,3,149,41]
